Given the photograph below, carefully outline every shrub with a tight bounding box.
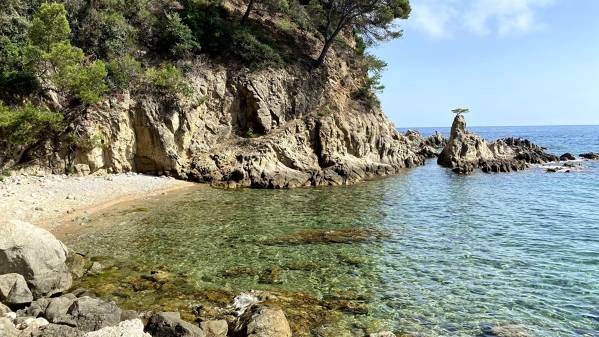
[61,60,108,104]
[0,102,64,145]
[231,29,284,68]
[161,12,200,58]
[107,55,142,91]
[28,2,71,51]
[144,64,192,97]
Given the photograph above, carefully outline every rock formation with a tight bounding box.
[3,56,427,188]
[438,114,558,174]
[580,152,599,160]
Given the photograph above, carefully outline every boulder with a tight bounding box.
[67,296,122,332]
[234,305,292,337]
[483,324,532,337]
[0,316,18,337]
[0,302,11,316]
[44,294,77,325]
[0,273,33,306]
[580,152,599,160]
[85,319,151,337]
[200,320,228,337]
[560,153,576,161]
[145,312,205,337]
[0,220,72,298]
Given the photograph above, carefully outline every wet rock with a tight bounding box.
[580,152,599,160]
[258,268,285,285]
[0,221,72,298]
[85,319,151,337]
[425,131,447,148]
[0,273,33,306]
[234,305,292,337]
[145,312,205,337]
[560,153,576,161]
[199,320,228,337]
[67,296,122,332]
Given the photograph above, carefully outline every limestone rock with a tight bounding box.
[0,273,33,306]
[85,319,151,337]
[145,312,205,337]
[26,323,85,337]
[0,302,11,316]
[0,316,18,337]
[67,296,122,332]
[44,294,77,324]
[0,221,72,298]
[234,305,292,337]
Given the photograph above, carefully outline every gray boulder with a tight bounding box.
[0,273,33,306]
[0,302,11,316]
[145,312,206,337]
[27,323,85,337]
[235,305,292,337]
[67,296,122,332]
[0,316,19,337]
[45,294,77,325]
[84,319,151,337]
[0,220,72,298]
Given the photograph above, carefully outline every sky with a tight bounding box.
[373,0,599,127]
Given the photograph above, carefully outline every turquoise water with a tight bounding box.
[67,125,599,337]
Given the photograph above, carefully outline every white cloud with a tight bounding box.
[410,0,555,38]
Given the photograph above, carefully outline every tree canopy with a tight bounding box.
[452,108,470,115]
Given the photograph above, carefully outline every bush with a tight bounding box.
[107,55,142,91]
[144,64,191,97]
[160,12,200,58]
[28,2,71,51]
[231,29,284,68]
[356,54,387,102]
[60,60,108,104]
[0,102,64,145]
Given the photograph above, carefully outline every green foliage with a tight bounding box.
[107,55,142,90]
[28,2,70,51]
[246,127,255,138]
[0,35,39,99]
[357,54,387,102]
[231,29,284,68]
[59,60,108,104]
[0,102,63,145]
[452,108,470,115]
[161,12,200,58]
[0,169,10,181]
[144,64,191,97]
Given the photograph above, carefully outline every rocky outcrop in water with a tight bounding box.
[580,152,599,160]
[437,114,558,174]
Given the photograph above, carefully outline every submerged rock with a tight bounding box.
[0,220,72,298]
[481,324,532,337]
[438,115,557,174]
[234,305,292,337]
[266,228,387,245]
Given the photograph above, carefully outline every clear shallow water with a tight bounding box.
[67,125,599,337]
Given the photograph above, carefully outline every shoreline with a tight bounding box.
[0,173,199,233]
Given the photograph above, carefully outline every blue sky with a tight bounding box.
[373,0,599,127]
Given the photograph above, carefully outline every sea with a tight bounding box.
[66,125,599,337]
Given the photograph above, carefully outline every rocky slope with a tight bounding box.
[438,114,558,174]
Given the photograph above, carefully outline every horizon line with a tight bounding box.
[396,123,599,129]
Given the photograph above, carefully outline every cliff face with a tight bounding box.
[36,57,425,187]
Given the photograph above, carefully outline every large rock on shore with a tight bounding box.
[0,220,72,298]
[438,114,557,174]
[234,305,292,337]
[145,312,205,337]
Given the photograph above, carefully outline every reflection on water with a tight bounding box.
[66,125,599,337]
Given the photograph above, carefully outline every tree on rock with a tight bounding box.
[309,0,411,67]
[452,108,470,115]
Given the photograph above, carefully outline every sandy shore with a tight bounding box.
[0,173,197,230]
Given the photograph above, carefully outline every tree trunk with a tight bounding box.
[314,38,335,68]
[241,0,254,25]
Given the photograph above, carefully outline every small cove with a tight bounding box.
[63,125,599,337]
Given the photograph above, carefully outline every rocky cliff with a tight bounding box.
[8,56,426,188]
